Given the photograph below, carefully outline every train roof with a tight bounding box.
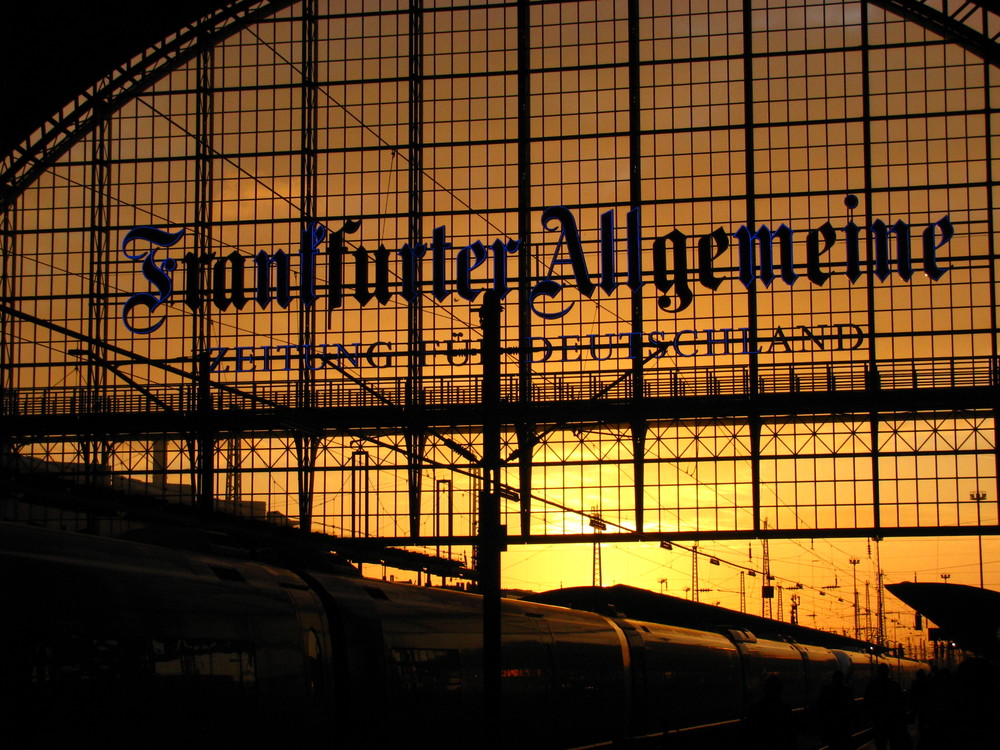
[523,584,885,654]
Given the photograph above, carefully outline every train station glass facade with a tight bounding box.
[2,1,998,625]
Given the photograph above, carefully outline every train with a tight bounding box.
[0,521,924,748]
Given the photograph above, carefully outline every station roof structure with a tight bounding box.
[887,581,1000,659]
[3,0,1000,627]
[4,0,1000,209]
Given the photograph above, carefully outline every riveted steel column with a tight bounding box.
[81,114,113,489]
[517,0,534,536]
[0,179,17,466]
[741,0,762,533]
[296,0,320,533]
[628,0,646,532]
[192,42,216,515]
[479,289,504,742]
[406,0,427,538]
[860,3,882,535]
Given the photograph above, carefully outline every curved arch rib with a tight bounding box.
[0,0,297,211]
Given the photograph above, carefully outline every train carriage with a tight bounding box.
[0,522,927,748]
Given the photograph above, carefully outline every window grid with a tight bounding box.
[2,1,998,567]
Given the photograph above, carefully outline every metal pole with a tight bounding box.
[197,349,214,516]
[479,290,504,742]
[850,558,860,639]
[972,491,986,587]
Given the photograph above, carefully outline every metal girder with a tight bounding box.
[341,525,1000,548]
[870,0,1000,66]
[1,1,996,210]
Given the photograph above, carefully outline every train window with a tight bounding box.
[209,565,247,583]
[364,586,390,600]
[21,636,256,705]
[726,629,758,643]
[390,647,462,694]
[13,634,259,742]
[304,629,325,706]
[151,638,257,693]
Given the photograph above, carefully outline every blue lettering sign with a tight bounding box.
[120,226,185,334]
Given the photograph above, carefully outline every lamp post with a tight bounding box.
[971,491,986,588]
[478,290,504,741]
[849,558,860,639]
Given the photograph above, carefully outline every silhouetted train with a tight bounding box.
[0,522,923,748]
